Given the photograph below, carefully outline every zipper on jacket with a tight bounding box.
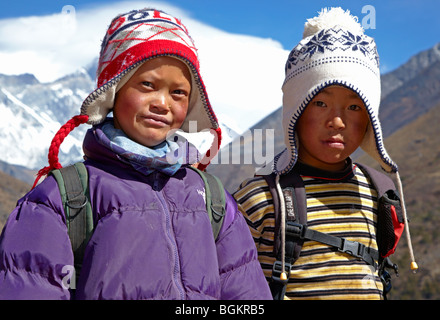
[153,171,160,191]
[153,172,186,299]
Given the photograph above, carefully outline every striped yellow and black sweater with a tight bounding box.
[233,161,384,300]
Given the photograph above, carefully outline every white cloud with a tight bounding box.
[0,1,288,131]
[186,19,287,131]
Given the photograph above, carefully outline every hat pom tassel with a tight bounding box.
[31,115,89,189]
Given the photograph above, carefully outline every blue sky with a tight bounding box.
[0,0,439,131]
[1,0,439,73]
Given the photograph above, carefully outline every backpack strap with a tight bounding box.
[189,167,226,240]
[51,162,93,287]
[355,163,395,198]
[355,163,402,298]
[263,168,382,299]
[262,172,307,300]
[355,163,404,258]
[51,164,225,291]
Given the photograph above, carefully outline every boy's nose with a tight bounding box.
[151,92,170,112]
[328,115,345,130]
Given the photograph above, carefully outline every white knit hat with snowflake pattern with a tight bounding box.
[272,7,418,274]
[273,7,397,175]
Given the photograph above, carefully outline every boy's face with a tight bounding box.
[113,56,191,147]
[296,85,369,171]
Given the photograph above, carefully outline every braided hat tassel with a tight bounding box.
[32,115,89,189]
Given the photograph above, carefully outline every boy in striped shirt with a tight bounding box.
[233,8,416,300]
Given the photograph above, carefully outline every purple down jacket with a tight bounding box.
[0,124,271,300]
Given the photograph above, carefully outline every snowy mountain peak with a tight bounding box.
[0,71,92,169]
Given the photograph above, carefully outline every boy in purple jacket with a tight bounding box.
[0,8,271,300]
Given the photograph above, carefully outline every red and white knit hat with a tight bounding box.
[33,8,221,186]
[83,8,219,133]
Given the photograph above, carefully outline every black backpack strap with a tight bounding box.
[287,223,379,269]
[190,167,226,240]
[261,173,285,299]
[355,163,396,197]
[355,163,402,299]
[264,169,382,299]
[355,163,403,258]
[262,171,307,300]
[51,162,93,287]
[278,172,308,265]
[279,169,380,265]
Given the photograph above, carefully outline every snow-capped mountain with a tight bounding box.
[0,66,240,170]
[0,71,92,169]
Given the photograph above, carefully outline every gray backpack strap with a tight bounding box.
[190,167,226,240]
[51,162,93,286]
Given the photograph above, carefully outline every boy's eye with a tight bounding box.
[172,89,189,97]
[313,100,327,107]
[142,81,153,88]
[348,104,362,111]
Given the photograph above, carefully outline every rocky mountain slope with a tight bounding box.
[357,102,440,299]
[0,168,30,231]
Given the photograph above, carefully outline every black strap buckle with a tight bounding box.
[285,222,306,239]
[338,238,365,259]
[271,260,292,284]
[339,239,378,270]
